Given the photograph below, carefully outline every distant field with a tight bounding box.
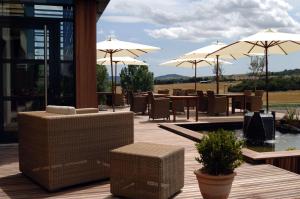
[154,82,236,93]
[116,82,300,106]
[154,82,300,106]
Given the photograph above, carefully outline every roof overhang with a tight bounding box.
[96,0,110,20]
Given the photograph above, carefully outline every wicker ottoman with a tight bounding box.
[110,142,184,199]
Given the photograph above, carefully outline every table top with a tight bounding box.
[167,95,199,99]
[96,92,113,95]
[216,93,245,97]
[142,93,169,97]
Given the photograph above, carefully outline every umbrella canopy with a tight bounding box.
[208,29,300,111]
[182,42,245,93]
[97,56,148,66]
[160,57,231,90]
[96,37,160,111]
[97,57,148,94]
[96,38,160,58]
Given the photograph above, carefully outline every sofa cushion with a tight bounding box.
[46,105,76,115]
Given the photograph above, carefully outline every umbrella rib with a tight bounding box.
[136,49,148,54]
[204,60,212,65]
[268,41,276,47]
[277,44,288,55]
[290,40,300,46]
[245,41,260,54]
[259,41,266,47]
[176,61,186,67]
[196,60,205,64]
[206,41,240,58]
[268,40,282,47]
[230,54,237,60]
[126,49,139,57]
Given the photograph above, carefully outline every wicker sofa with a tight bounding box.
[18,108,134,191]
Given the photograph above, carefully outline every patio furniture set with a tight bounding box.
[18,106,184,199]
[129,89,264,121]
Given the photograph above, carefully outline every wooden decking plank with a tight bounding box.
[0,110,299,199]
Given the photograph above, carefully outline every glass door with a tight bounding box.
[0,23,49,141]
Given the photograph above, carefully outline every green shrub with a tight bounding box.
[195,129,244,175]
[120,65,154,93]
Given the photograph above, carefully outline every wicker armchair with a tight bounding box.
[246,90,264,112]
[232,90,252,111]
[18,109,134,191]
[207,90,227,115]
[148,92,170,120]
[130,94,148,114]
[197,90,208,112]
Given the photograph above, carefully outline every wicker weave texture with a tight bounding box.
[110,142,184,199]
[18,111,134,191]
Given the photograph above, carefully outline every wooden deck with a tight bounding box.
[1,110,300,199]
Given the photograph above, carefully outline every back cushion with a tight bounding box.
[46,105,76,115]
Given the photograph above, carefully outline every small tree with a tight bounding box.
[249,56,265,90]
[96,64,109,92]
[120,65,154,93]
[212,63,224,81]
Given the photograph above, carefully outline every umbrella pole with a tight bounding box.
[110,52,115,112]
[216,55,220,94]
[265,45,269,112]
[194,62,197,91]
[114,62,117,94]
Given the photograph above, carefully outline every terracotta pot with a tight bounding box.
[194,169,236,199]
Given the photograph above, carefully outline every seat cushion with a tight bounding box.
[46,105,76,115]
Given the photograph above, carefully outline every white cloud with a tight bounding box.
[103,0,300,42]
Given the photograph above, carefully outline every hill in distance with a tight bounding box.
[155,74,190,81]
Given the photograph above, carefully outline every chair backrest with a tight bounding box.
[173,89,182,96]
[185,89,196,95]
[128,91,134,105]
[255,90,264,98]
[158,89,169,94]
[147,91,155,102]
[197,90,204,98]
[244,90,252,96]
[206,90,215,100]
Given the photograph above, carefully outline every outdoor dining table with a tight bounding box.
[167,95,199,122]
[97,92,114,106]
[141,93,169,98]
[215,93,246,116]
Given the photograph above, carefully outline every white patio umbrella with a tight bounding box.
[97,57,148,93]
[96,37,160,111]
[183,42,245,94]
[207,29,300,111]
[160,57,231,90]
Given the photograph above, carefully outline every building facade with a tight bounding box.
[0,0,109,142]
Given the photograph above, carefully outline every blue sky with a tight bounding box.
[97,0,300,77]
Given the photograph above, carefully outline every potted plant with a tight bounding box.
[194,129,244,199]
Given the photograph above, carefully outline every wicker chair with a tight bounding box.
[157,89,169,95]
[130,94,148,114]
[148,92,170,120]
[184,89,196,108]
[246,90,264,112]
[18,109,134,191]
[172,88,182,96]
[197,90,208,112]
[172,89,185,113]
[207,90,227,115]
[114,93,125,106]
[232,90,252,111]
